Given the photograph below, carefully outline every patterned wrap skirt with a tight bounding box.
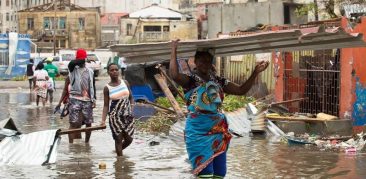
[108,98,134,140]
[35,80,47,98]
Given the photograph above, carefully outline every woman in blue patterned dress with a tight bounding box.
[169,39,269,178]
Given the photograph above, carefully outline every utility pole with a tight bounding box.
[53,0,57,56]
[314,0,319,21]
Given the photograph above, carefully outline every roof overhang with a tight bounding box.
[110,26,366,63]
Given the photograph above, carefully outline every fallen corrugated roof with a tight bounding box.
[18,1,87,12]
[225,108,251,136]
[110,26,366,63]
[129,4,185,19]
[0,130,59,165]
[0,118,19,132]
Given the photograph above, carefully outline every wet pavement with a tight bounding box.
[1,87,366,178]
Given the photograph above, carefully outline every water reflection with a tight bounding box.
[114,157,134,179]
[0,89,366,178]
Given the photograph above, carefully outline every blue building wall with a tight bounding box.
[0,33,31,79]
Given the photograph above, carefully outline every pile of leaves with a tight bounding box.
[139,94,254,134]
[135,112,177,135]
[156,94,254,113]
[11,76,26,81]
[155,96,185,108]
[222,95,254,112]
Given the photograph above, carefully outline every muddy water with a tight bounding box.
[0,89,366,179]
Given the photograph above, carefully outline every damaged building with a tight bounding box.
[120,4,198,44]
[206,0,309,38]
[17,1,101,53]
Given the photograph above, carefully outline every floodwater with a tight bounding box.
[0,88,366,179]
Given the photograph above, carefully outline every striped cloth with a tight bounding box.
[107,80,134,140]
[106,80,130,100]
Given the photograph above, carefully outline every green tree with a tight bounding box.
[296,0,366,20]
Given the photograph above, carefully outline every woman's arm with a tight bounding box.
[57,77,70,106]
[33,76,37,88]
[101,86,109,126]
[224,61,269,95]
[124,80,134,105]
[169,39,190,87]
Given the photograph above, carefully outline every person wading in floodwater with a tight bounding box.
[26,58,35,92]
[33,62,49,106]
[169,39,269,178]
[101,63,134,156]
[56,49,96,143]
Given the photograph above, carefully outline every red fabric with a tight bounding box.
[75,49,87,60]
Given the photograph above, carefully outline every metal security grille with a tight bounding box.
[283,49,340,116]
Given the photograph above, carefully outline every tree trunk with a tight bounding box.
[314,0,319,21]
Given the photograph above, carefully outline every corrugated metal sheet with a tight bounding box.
[129,5,184,19]
[221,54,275,92]
[225,108,251,136]
[110,27,366,63]
[0,130,60,165]
[169,108,252,142]
[0,118,19,132]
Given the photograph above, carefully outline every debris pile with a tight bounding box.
[284,132,366,153]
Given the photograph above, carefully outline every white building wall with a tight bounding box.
[0,0,53,33]
[72,0,179,14]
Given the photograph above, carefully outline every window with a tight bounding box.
[6,13,9,21]
[284,4,290,24]
[60,40,66,48]
[163,26,169,32]
[126,23,132,35]
[44,17,50,29]
[27,18,34,30]
[61,54,75,61]
[143,26,161,32]
[78,18,85,30]
[44,17,60,29]
[6,0,9,6]
[59,17,66,29]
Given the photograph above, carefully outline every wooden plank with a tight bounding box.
[316,113,338,120]
[156,64,186,103]
[270,98,308,106]
[154,74,185,118]
[266,115,331,122]
[139,100,176,114]
[58,125,106,135]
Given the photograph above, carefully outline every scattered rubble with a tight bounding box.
[284,132,366,154]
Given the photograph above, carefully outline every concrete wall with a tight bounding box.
[120,18,197,43]
[72,0,179,14]
[340,17,366,132]
[207,2,307,38]
[18,10,101,50]
[120,18,139,44]
[0,0,53,33]
[271,17,366,132]
[170,20,198,40]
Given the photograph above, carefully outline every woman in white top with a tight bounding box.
[101,63,134,156]
[33,62,49,106]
